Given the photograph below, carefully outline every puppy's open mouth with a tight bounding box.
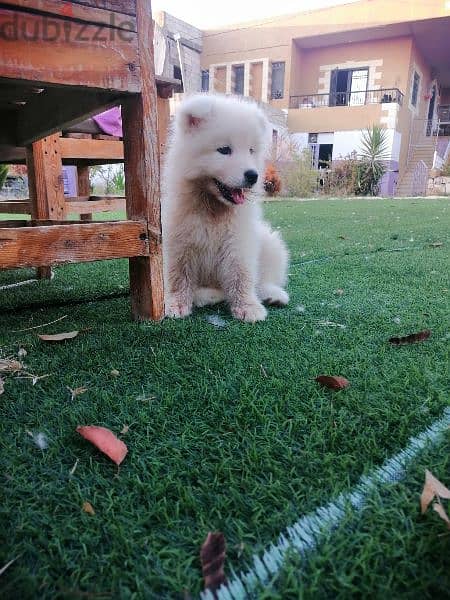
[213,179,246,205]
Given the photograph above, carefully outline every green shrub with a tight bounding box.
[283,148,318,198]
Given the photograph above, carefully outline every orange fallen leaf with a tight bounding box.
[315,375,350,390]
[38,331,79,342]
[76,425,128,465]
[82,501,95,515]
[389,329,431,345]
[420,470,450,514]
[200,532,227,593]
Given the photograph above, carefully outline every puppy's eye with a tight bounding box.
[249,148,255,155]
[217,146,232,155]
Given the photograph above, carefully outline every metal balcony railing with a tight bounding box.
[289,88,404,109]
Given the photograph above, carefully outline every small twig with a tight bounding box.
[260,364,268,378]
[69,459,79,476]
[0,279,37,291]
[12,314,68,333]
[0,556,19,576]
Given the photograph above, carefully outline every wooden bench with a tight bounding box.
[0,0,169,320]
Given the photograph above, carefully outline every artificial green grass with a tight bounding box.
[0,198,449,598]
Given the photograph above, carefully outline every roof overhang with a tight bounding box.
[294,16,450,87]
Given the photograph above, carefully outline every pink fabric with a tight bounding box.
[92,107,122,137]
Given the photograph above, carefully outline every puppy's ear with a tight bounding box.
[178,95,215,133]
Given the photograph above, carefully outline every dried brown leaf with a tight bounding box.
[389,329,431,345]
[200,532,227,593]
[38,331,79,342]
[429,241,443,248]
[110,369,120,377]
[433,502,450,529]
[334,288,344,296]
[315,375,350,390]
[68,386,88,400]
[120,425,130,435]
[17,347,27,358]
[0,358,23,373]
[420,470,450,513]
[0,377,4,396]
[82,501,95,516]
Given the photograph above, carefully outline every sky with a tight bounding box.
[151,0,361,29]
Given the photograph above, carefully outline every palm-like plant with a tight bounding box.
[355,126,390,196]
[0,165,8,191]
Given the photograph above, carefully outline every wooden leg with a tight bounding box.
[27,133,65,279]
[157,95,170,160]
[77,165,92,222]
[122,0,163,321]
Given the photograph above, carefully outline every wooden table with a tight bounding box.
[0,0,166,320]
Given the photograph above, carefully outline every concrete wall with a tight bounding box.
[155,11,203,94]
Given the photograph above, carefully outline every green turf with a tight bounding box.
[0,198,449,598]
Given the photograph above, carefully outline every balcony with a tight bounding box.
[289,88,404,109]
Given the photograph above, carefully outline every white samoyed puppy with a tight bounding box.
[161,94,289,322]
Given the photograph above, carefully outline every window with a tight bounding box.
[201,69,209,92]
[411,71,420,107]
[173,65,183,92]
[233,65,244,95]
[271,61,285,99]
[329,68,368,106]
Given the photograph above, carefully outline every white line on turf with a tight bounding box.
[201,407,450,600]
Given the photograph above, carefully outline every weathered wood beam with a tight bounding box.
[0,220,149,268]
[0,7,139,91]
[122,0,164,321]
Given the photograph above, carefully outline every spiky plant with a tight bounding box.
[355,126,390,196]
[0,165,8,191]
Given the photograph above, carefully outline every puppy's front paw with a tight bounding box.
[231,301,267,323]
[165,297,192,319]
[261,285,289,307]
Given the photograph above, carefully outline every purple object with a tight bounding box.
[92,107,122,137]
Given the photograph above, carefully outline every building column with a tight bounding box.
[261,59,269,103]
[226,64,232,94]
[244,61,251,96]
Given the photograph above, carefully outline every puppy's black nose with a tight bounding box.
[244,169,258,186]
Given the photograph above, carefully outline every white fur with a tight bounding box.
[162,94,289,322]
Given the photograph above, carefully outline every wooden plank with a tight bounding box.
[157,95,170,159]
[0,219,30,227]
[0,7,139,91]
[76,165,92,221]
[122,0,164,321]
[26,134,65,220]
[0,201,31,214]
[17,89,120,146]
[0,221,149,268]
[71,1,136,16]
[59,137,124,161]
[0,1,137,30]
[67,197,125,214]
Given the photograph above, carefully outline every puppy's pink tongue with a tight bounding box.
[232,189,245,204]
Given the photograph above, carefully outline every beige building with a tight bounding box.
[201,0,450,195]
